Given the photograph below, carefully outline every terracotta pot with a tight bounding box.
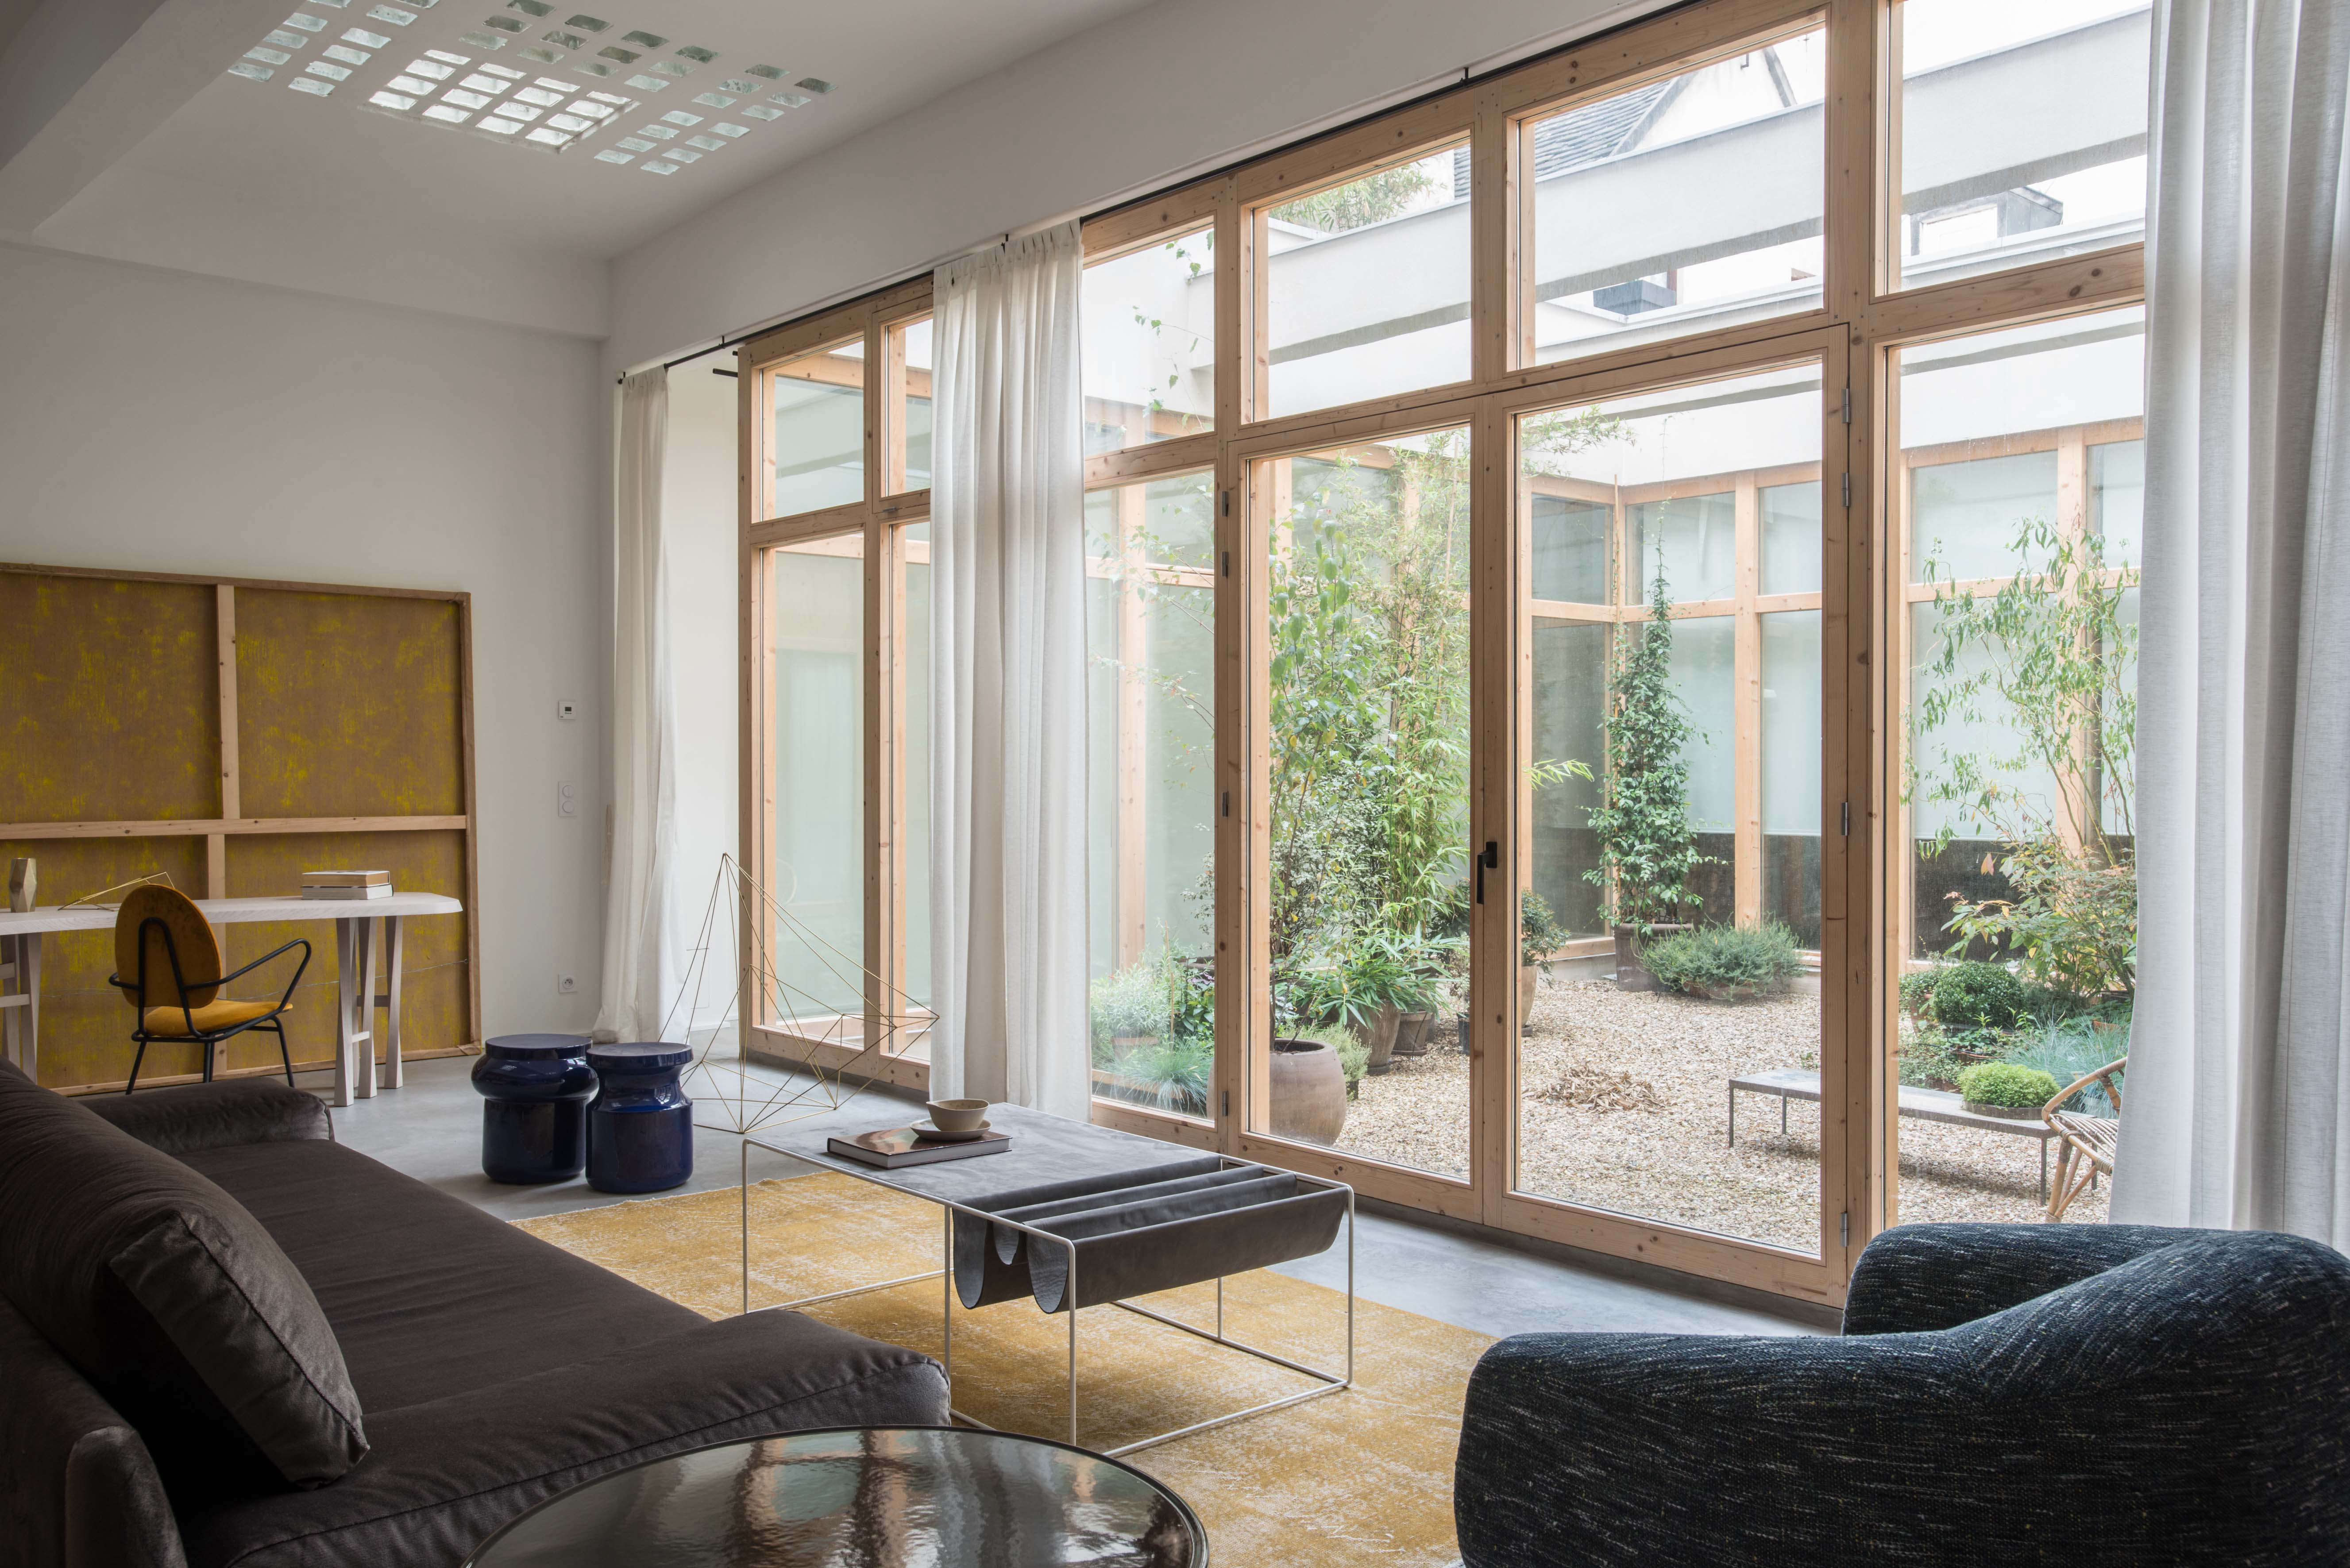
[1360,1004,1402,1074]
[1390,1010,1436,1057]
[1269,1038,1347,1145]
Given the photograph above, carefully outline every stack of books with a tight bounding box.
[301,870,393,902]
[828,1127,1011,1168]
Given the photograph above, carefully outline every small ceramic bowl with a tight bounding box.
[926,1097,989,1133]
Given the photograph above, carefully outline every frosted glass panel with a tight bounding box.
[768,341,863,516]
[1670,616,1735,831]
[1531,495,1611,603]
[1762,611,1821,835]
[769,543,863,1019]
[1632,493,1736,603]
[1761,481,1821,594]
[2091,439,2142,570]
[1910,451,2056,583]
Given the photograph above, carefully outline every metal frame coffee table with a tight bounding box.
[738,1112,1354,1458]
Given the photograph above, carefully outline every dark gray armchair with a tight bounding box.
[1455,1224,2350,1567]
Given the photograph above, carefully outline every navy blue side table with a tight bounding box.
[472,1034,597,1184]
[586,1042,695,1194]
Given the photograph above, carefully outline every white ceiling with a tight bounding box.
[0,0,1155,335]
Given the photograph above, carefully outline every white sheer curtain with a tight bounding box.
[926,221,1091,1117]
[595,367,677,1044]
[2113,0,2350,1241]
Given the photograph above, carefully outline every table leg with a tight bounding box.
[1781,1095,1789,1136]
[332,919,356,1108]
[942,1208,954,1396]
[355,917,378,1098]
[21,934,39,1083]
[2040,1140,2049,1202]
[382,915,405,1090]
[1727,1085,1736,1147]
[1066,1240,1080,1448]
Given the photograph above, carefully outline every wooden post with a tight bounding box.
[210,584,237,1075]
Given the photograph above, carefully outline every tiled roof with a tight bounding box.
[1451,79,1675,198]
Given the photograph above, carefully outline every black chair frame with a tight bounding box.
[108,916,311,1094]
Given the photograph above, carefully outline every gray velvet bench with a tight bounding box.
[741,1102,1354,1455]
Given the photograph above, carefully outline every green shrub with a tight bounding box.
[1899,966,1945,1017]
[1089,960,1169,1050]
[1925,960,2030,1031]
[1101,1038,1212,1115]
[1999,1015,2127,1116]
[1641,921,1802,1001]
[1956,1060,2059,1109]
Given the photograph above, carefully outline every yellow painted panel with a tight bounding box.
[236,590,464,818]
[0,837,210,1090]
[0,573,220,822]
[223,831,473,1064]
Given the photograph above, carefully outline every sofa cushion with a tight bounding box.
[0,1063,367,1490]
[181,1137,706,1411]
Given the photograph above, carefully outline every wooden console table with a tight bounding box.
[0,892,463,1107]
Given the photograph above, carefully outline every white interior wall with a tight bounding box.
[660,353,741,1033]
[0,240,607,1040]
[603,0,1659,376]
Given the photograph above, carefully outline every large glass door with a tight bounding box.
[1495,343,1850,1296]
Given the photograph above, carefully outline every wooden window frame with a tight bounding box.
[740,0,2148,1303]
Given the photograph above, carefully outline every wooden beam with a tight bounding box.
[0,816,471,839]
[1115,484,1149,968]
[1734,474,1763,927]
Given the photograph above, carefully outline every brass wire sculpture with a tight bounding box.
[662,855,931,1135]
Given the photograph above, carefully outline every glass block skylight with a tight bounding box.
[225,2,834,170]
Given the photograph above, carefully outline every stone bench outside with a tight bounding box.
[1728,1065,2058,1200]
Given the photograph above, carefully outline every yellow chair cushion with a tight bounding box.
[142,998,286,1038]
[114,884,221,1010]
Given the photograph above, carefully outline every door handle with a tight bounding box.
[1474,840,1499,905]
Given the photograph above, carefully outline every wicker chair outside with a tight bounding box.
[2043,1054,2125,1221]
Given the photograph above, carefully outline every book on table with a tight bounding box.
[301,871,392,901]
[827,1128,1011,1169]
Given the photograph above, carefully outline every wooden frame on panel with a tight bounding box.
[2,559,483,1090]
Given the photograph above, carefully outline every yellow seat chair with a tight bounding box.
[108,884,310,1094]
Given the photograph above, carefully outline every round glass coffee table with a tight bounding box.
[464,1426,1207,1567]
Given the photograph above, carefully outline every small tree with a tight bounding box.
[1586,558,1712,932]
[1910,516,2138,996]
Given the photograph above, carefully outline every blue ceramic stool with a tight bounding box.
[472,1034,597,1184]
[586,1042,695,1194]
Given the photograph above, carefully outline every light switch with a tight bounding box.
[556,699,579,721]
[558,780,579,818]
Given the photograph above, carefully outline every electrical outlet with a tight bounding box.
[557,780,578,818]
[556,699,578,721]
[557,973,578,995]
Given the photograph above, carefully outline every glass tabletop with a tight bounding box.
[465,1426,1207,1567]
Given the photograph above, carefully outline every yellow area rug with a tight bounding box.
[516,1175,1491,1567]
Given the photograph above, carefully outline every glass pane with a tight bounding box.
[768,340,864,516]
[1083,474,1217,1121]
[1761,481,1821,593]
[1258,427,1472,1178]
[903,522,933,1013]
[1895,304,2143,1229]
[1263,148,1470,419]
[1896,0,2150,289]
[1528,28,1825,367]
[1531,495,1612,603]
[1762,609,1822,946]
[900,318,933,493]
[767,537,864,1035]
[1081,230,1214,455]
[1516,365,1823,1256]
[1630,494,1736,603]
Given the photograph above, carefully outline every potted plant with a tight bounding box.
[1266,1028,1350,1144]
[1330,940,1445,1075]
[1955,1061,2061,1120]
[1585,557,1714,990]
[1519,889,1566,1020]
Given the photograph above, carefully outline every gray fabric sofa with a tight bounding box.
[1454,1222,2350,1567]
[0,1062,948,1568]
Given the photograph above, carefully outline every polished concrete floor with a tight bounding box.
[315,1053,1819,1343]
